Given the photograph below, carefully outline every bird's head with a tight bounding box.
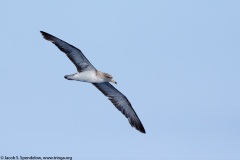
[103,73,117,84]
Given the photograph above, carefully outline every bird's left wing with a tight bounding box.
[40,31,96,72]
[93,82,146,133]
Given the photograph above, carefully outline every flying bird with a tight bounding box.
[40,31,146,133]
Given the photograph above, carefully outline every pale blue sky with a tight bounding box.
[0,1,239,160]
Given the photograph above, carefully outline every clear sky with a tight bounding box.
[0,1,239,160]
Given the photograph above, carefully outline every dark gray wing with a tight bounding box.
[40,31,96,72]
[93,82,146,133]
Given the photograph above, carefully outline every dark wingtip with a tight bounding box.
[136,122,146,134]
[141,128,146,134]
[129,115,146,134]
[40,31,55,42]
[40,31,47,36]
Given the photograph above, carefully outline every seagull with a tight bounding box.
[40,31,146,133]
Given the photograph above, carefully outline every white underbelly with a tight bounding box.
[73,71,104,83]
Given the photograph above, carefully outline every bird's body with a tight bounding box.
[65,70,106,83]
[40,31,146,133]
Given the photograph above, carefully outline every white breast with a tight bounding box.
[72,71,105,83]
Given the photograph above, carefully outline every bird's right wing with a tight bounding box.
[40,31,96,72]
[93,82,146,133]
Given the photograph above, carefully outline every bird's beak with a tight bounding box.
[111,79,117,84]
